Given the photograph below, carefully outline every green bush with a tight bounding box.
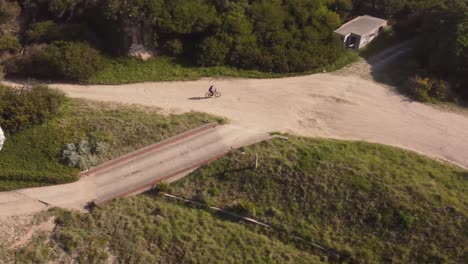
[0,85,66,134]
[155,181,171,194]
[25,20,89,43]
[42,41,108,81]
[0,34,21,53]
[5,41,108,82]
[406,76,451,102]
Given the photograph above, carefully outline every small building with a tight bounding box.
[334,15,387,49]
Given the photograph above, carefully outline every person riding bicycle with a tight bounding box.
[208,85,214,96]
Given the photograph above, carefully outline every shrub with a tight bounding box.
[406,76,451,102]
[155,181,171,194]
[5,41,108,81]
[25,20,89,43]
[61,139,108,170]
[233,199,256,216]
[42,41,108,81]
[0,85,66,134]
[0,34,21,53]
[429,79,450,101]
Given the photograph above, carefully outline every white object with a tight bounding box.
[0,126,4,150]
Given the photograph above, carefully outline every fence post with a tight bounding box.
[255,154,258,169]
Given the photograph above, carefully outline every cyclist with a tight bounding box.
[208,85,214,96]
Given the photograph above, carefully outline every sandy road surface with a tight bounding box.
[43,73,468,169]
[0,125,269,217]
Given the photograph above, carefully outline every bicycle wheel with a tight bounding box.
[205,92,212,98]
[214,92,221,98]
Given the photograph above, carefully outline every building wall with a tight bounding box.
[358,23,387,49]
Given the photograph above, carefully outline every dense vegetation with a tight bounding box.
[88,52,357,84]
[5,137,466,263]
[0,0,349,81]
[1,0,465,101]
[353,0,467,103]
[0,84,221,190]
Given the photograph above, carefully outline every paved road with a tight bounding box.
[0,125,270,216]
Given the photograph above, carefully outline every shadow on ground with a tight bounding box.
[188,97,210,100]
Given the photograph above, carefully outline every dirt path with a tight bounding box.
[34,72,467,169]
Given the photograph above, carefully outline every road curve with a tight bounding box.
[0,125,269,217]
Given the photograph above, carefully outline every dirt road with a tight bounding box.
[44,72,468,169]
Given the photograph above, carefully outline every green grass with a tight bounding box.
[9,199,323,263]
[7,136,466,263]
[0,99,221,191]
[87,52,358,85]
[170,137,467,263]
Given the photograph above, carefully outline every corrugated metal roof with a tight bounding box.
[334,15,387,36]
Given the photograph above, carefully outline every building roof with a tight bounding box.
[334,15,387,36]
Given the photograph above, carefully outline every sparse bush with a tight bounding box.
[207,187,220,196]
[155,181,171,194]
[0,34,21,53]
[195,191,211,205]
[56,230,81,253]
[233,199,256,216]
[61,139,109,170]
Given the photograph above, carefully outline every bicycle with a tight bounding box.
[205,88,221,98]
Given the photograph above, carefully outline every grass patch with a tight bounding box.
[87,52,358,85]
[171,137,467,263]
[87,56,280,84]
[0,99,221,191]
[8,136,466,263]
[8,199,323,263]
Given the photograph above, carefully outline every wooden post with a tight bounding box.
[255,154,258,169]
